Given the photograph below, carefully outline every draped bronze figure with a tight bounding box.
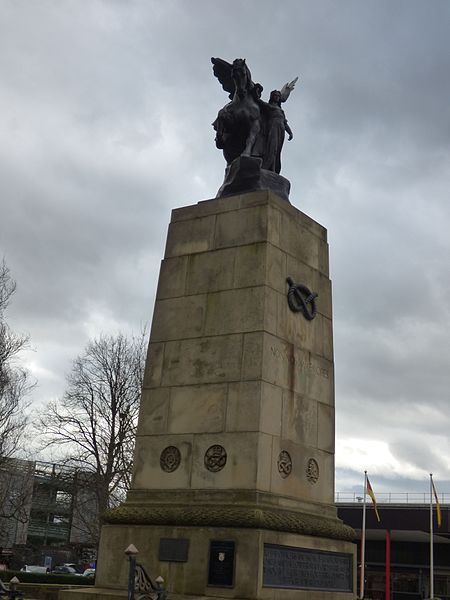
[212,57,298,176]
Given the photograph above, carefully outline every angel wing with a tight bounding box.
[211,57,235,97]
[280,76,299,103]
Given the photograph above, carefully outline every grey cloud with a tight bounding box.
[336,466,450,496]
[1,0,449,488]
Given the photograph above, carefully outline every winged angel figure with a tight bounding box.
[212,57,298,175]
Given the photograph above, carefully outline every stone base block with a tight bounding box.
[216,156,291,202]
[60,524,356,600]
[60,590,124,600]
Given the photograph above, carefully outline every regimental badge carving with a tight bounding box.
[286,277,318,321]
[204,445,227,472]
[306,458,319,483]
[160,446,181,473]
[277,451,292,478]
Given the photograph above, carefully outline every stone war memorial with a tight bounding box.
[62,58,356,600]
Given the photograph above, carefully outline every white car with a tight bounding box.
[82,568,96,578]
[21,565,49,574]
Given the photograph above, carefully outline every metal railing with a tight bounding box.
[27,521,70,539]
[335,492,450,504]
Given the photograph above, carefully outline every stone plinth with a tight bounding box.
[63,524,355,600]
[61,191,355,600]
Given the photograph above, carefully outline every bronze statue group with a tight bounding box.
[212,57,298,175]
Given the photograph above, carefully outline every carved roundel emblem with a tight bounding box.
[306,458,319,483]
[160,446,181,473]
[204,445,227,472]
[277,450,292,478]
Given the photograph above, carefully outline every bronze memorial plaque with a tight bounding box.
[263,544,353,592]
[207,540,235,588]
[158,538,189,562]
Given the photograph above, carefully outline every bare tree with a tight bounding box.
[39,331,146,542]
[0,259,32,459]
[0,260,34,544]
[0,458,34,546]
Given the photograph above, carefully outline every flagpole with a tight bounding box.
[360,470,367,599]
[385,529,391,600]
[430,473,434,599]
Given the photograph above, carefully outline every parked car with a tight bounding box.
[21,565,49,574]
[82,569,95,578]
[52,565,80,575]
[63,563,84,574]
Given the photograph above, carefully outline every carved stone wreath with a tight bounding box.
[306,458,319,484]
[286,277,318,321]
[160,446,181,473]
[204,445,227,472]
[277,450,292,478]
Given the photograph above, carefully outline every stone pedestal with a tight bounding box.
[61,191,355,600]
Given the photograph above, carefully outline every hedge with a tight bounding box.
[0,571,93,585]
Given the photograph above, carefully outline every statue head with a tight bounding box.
[269,90,282,106]
[253,83,263,99]
[232,58,246,70]
[231,59,252,95]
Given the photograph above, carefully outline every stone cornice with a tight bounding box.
[104,503,355,541]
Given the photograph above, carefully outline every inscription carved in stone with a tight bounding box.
[269,346,329,379]
[160,446,181,473]
[306,458,319,483]
[263,544,353,591]
[205,445,227,472]
[277,451,292,478]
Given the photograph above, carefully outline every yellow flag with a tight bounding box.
[367,476,381,522]
[431,478,442,528]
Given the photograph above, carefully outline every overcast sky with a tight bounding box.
[1,0,449,497]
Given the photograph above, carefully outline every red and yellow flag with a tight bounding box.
[431,478,442,528]
[366,476,381,522]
